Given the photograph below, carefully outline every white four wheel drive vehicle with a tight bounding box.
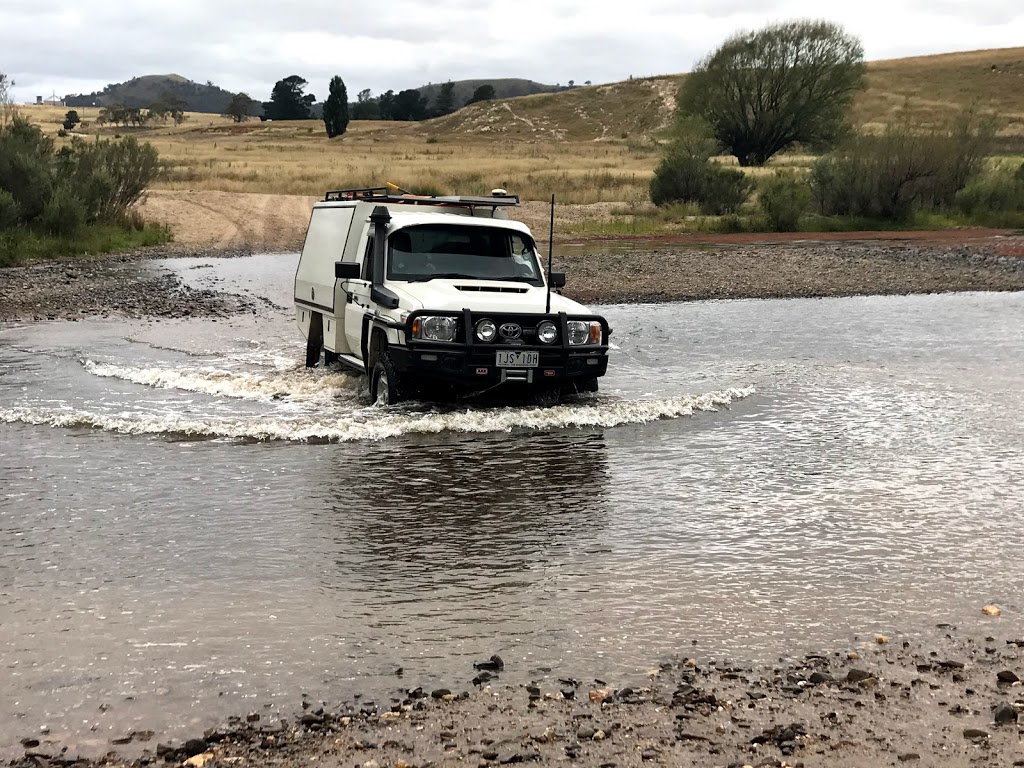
[294,187,611,404]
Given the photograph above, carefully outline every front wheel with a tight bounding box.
[370,351,403,405]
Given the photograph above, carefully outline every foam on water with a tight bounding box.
[0,388,754,442]
[83,360,362,402]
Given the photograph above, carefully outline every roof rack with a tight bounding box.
[323,186,520,208]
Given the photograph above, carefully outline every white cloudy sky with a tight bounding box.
[2,0,1021,103]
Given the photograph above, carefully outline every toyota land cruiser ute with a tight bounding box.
[294,187,611,404]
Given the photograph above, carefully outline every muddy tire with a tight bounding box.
[370,351,403,405]
[305,313,324,368]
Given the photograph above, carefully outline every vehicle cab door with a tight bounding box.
[344,236,374,360]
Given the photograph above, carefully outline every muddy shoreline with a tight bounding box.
[2,235,1024,322]
[8,624,1023,768]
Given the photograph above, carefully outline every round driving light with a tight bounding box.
[476,318,497,342]
[537,320,558,344]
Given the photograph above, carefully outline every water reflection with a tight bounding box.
[315,431,610,593]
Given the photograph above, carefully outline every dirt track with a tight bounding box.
[139,191,318,252]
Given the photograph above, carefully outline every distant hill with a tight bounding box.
[64,75,237,113]
[415,79,559,109]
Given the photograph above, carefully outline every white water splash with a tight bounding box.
[83,360,361,402]
[0,387,754,442]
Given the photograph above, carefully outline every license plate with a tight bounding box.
[496,350,539,367]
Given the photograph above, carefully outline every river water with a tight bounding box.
[1,253,1023,757]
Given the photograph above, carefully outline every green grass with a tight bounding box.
[0,222,172,266]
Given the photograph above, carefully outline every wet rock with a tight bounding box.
[577,727,596,741]
[473,670,494,686]
[474,655,505,672]
[846,670,874,684]
[562,688,576,700]
[898,753,921,762]
[963,728,989,741]
[564,743,581,759]
[155,743,176,758]
[20,738,40,749]
[993,702,1018,725]
[499,751,539,764]
[809,672,834,685]
[430,688,452,699]
[183,738,208,757]
[526,685,541,700]
[996,670,1020,684]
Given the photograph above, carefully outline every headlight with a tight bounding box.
[476,318,497,342]
[537,320,558,344]
[567,320,602,346]
[413,315,458,342]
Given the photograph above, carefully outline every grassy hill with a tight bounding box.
[854,48,1024,133]
[64,74,237,114]
[416,48,1024,144]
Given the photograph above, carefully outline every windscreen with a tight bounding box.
[387,225,543,284]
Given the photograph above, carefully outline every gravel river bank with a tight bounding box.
[1,234,1023,321]
[7,626,1023,768]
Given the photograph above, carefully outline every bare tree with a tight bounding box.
[0,72,18,127]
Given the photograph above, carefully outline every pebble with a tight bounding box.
[996,670,1020,684]
[993,702,1018,724]
[846,669,874,683]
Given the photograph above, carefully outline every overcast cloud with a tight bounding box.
[2,0,1021,103]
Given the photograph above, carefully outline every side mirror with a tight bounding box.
[549,271,567,289]
[335,261,361,280]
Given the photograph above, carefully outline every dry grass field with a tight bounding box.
[17,47,1024,217]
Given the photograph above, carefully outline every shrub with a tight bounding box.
[0,188,19,229]
[0,117,55,222]
[55,136,160,220]
[811,107,997,221]
[650,152,751,214]
[699,166,751,215]
[955,162,1024,215]
[39,186,86,237]
[759,172,811,231]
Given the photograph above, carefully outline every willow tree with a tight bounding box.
[679,20,866,166]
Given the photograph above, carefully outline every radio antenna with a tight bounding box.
[545,194,554,314]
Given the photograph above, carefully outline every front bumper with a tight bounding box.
[391,310,610,390]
